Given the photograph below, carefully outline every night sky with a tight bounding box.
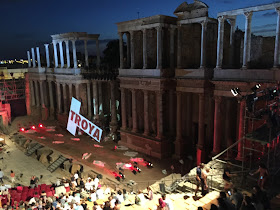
[1,0,280,59]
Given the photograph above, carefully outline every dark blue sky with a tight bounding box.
[1,0,279,59]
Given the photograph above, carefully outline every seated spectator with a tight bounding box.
[252,185,270,210]
[230,188,243,210]
[90,190,97,202]
[241,196,256,210]
[114,199,121,210]
[210,204,218,210]
[158,197,166,209]
[96,187,104,200]
[162,194,173,210]
[116,190,124,203]
[145,187,153,200]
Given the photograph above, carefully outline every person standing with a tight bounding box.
[223,162,236,191]
[0,169,4,183]
[195,163,204,197]
[250,163,269,190]
[10,170,15,184]
[201,167,210,196]
[230,188,243,210]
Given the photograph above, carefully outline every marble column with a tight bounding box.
[130,31,135,69]
[87,82,92,119]
[44,44,50,68]
[156,91,163,139]
[96,40,100,69]
[110,82,117,126]
[186,93,192,136]
[36,47,41,68]
[84,40,89,67]
[53,41,59,68]
[59,41,64,67]
[34,81,40,107]
[228,18,236,67]
[93,81,99,121]
[177,26,182,68]
[236,100,246,160]
[242,12,253,69]
[143,90,149,135]
[120,88,127,129]
[65,40,71,68]
[170,28,175,69]
[156,26,163,69]
[39,81,45,108]
[119,32,124,69]
[131,89,138,132]
[56,83,61,113]
[31,48,36,67]
[200,21,207,69]
[175,92,182,157]
[126,32,131,68]
[72,40,78,68]
[98,82,103,118]
[62,83,67,114]
[142,29,148,69]
[225,99,233,157]
[197,93,205,165]
[69,84,73,100]
[216,16,225,69]
[30,80,35,106]
[75,84,79,100]
[48,81,54,110]
[274,8,280,68]
[169,90,175,134]
[212,96,222,154]
[27,51,31,67]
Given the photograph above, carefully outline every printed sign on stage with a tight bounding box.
[67,97,103,142]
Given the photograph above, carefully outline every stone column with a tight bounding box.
[236,100,246,160]
[120,88,127,129]
[142,29,148,69]
[197,93,205,165]
[156,91,163,139]
[169,28,175,68]
[212,96,222,155]
[143,90,149,135]
[72,40,78,68]
[31,48,36,67]
[25,74,31,115]
[186,93,192,136]
[69,84,73,100]
[62,83,67,114]
[75,84,79,100]
[27,51,31,67]
[39,81,45,108]
[84,40,89,67]
[228,18,236,67]
[96,40,100,69]
[30,80,35,106]
[44,44,50,68]
[48,81,54,111]
[59,41,64,67]
[98,82,103,118]
[130,31,135,69]
[65,40,71,68]
[274,8,280,68]
[53,41,59,68]
[200,21,207,69]
[126,32,131,68]
[131,89,138,132]
[34,81,40,107]
[110,82,117,127]
[87,82,92,118]
[177,26,182,68]
[216,16,225,69]
[156,26,163,69]
[119,32,124,69]
[36,47,41,68]
[56,83,61,113]
[175,92,182,157]
[169,90,175,134]
[225,99,233,157]
[242,12,253,69]
[93,81,99,121]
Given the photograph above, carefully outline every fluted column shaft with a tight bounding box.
[27,51,31,67]
[98,82,103,117]
[170,28,175,68]
[177,26,182,68]
[62,83,67,113]
[59,41,64,67]
[31,48,36,68]
[65,40,70,68]
[156,26,163,69]
[169,90,175,134]
[126,33,131,68]
[143,90,149,135]
[229,18,236,67]
[75,84,79,100]
[44,44,50,68]
[48,81,54,109]
[56,83,61,113]
[72,40,78,68]
[197,94,205,165]
[175,92,182,157]
[110,82,117,125]
[69,84,73,100]
[242,12,253,68]
[142,29,148,69]
[119,32,124,69]
[93,81,99,120]
[130,31,135,69]
[236,100,246,160]
[200,21,207,68]
[120,88,127,129]
[216,16,225,69]
[156,91,163,139]
[34,81,40,107]
[131,89,138,132]
[87,82,92,118]
[30,80,35,106]
[53,41,59,68]
[274,8,280,67]
[36,47,41,68]
[39,81,45,108]
[212,96,222,154]
[84,40,89,67]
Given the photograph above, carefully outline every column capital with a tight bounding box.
[120,87,126,92]
[217,16,225,23]
[168,27,176,32]
[214,96,222,103]
[228,18,236,26]
[244,11,253,19]
[52,40,57,44]
[131,89,136,94]
[155,25,163,31]
[44,44,49,47]
[142,28,147,34]
[64,39,69,44]
[118,32,124,37]
[200,20,208,28]
[142,89,149,94]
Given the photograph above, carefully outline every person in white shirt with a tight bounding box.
[74,172,79,180]
[90,190,97,202]
[137,190,145,206]
[96,187,104,200]
[162,194,174,210]
[108,196,116,209]
[85,179,93,192]
[116,190,124,203]
[94,176,99,190]
[0,169,4,183]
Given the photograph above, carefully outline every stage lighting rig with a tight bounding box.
[231,88,240,97]
[145,160,153,168]
[119,172,125,180]
[134,165,141,173]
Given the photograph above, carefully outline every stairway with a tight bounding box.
[47,155,68,173]
[25,143,43,156]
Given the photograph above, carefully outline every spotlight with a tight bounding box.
[119,172,125,180]
[20,128,25,132]
[231,88,240,97]
[134,165,141,173]
[38,123,43,128]
[31,125,36,130]
[251,84,261,92]
[145,160,153,168]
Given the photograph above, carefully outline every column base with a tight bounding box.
[214,66,222,70]
[235,154,244,161]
